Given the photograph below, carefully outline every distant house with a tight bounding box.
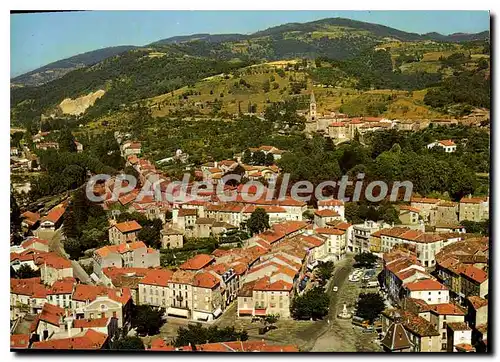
[399,205,421,225]
[427,140,457,153]
[108,220,142,245]
[121,141,141,156]
[10,147,19,156]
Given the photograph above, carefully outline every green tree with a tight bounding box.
[356,293,385,323]
[112,336,145,350]
[247,208,270,235]
[354,252,378,268]
[174,323,248,347]
[315,261,335,286]
[132,305,166,336]
[64,238,83,260]
[138,224,162,249]
[16,264,40,279]
[291,287,329,320]
[264,152,275,166]
[242,150,252,164]
[10,193,21,237]
[252,150,266,165]
[57,128,77,153]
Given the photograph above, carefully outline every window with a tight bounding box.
[442,322,447,329]
[442,332,446,339]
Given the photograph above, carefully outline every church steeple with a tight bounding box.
[309,90,316,122]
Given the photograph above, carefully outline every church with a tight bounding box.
[304,90,349,134]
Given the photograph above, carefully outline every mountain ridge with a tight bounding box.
[11,17,489,87]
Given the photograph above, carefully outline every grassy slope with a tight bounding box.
[146,61,445,120]
[85,41,489,128]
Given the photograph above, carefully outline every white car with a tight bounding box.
[333,286,338,292]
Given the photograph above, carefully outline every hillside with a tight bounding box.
[10,17,490,129]
[11,45,137,87]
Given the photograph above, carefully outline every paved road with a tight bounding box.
[310,256,381,352]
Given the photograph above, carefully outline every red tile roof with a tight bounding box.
[460,196,488,204]
[447,322,471,331]
[438,139,455,147]
[253,276,293,292]
[113,220,142,233]
[179,254,214,270]
[461,265,488,283]
[42,206,66,224]
[468,296,488,310]
[73,317,109,329]
[32,329,108,350]
[317,199,343,207]
[49,279,75,295]
[411,197,440,204]
[140,269,174,287]
[149,339,299,352]
[95,241,147,257]
[72,284,131,305]
[315,227,345,236]
[39,303,65,326]
[193,271,220,289]
[314,209,339,217]
[399,205,421,213]
[40,254,72,269]
[431,303,466,316]
[405,279,447,291]
[21,211,40,226]
[330,122,345,127]
[178,208,198,217]
[10,334,30,349]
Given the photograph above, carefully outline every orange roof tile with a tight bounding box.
[39,303,65,326]
[73,317,109,329]
[49,279,75,295]
[193,271,220,289]
[32,329,108,350]
[461,265,488,283]
[317,198,343,207]
[438,139,455,147]
[10,334,29,349]
[468,296,488,310]
[431,303,466,316]
[113,220,142,233]
[41,206,65,224]
[179,254,214,270]
[405,279,447,291]
[315,227,345,236]
[447,322,471,331]
[314,209,339,217]
[140,269,174,287]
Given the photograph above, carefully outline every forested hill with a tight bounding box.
[11,45,137,87]
[10,16,490,130]
[12,17,489,88]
